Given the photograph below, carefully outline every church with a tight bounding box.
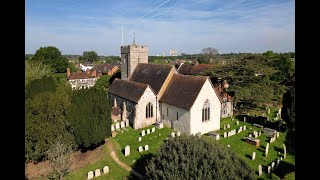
[108,42,221,135]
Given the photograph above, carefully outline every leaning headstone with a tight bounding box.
[258,165,262,176]
[88,171,94,180]
[244,116,246,122]
[125,145,130,156]
[141,130,145,137]
[271,162,275,171]
[103,166,109,174]
[243,125,246,130]
[115,122,120,129]
[138,137,141,141]
[111,125,115,132]
[95,169,101,177]
[227,124,230,128]
[252,152,256,160]
[224,132,227,138]
[171,132,175,138]
[147,129,150,134]
[236,121,239,125]
[120,121,125,128]
[276,159,280,169]
[138,146,143,152]
[145,145,149,151]
[267,166,271,174]
[152,127,155,133]
[177,132,181,137]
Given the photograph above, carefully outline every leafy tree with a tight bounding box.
[31,46,69,73]
[93,75,112,91]
[281,86,295,131]
[197,47,219,64]
[146,135,256,180]
[25,60,53,86]
[79,51,98,63]
[47,137,73,180]
[68,88,111,150]
[25,81,74,162]
[25,75,57,99]
[68,62,79,73]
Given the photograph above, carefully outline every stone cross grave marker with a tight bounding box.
[95,169,101,177]
[103,166,109,174]
[88,171,94,180]
[125,145,130,156]
[145,145,149,151]
[141,130,145,137]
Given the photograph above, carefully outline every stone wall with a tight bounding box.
[134,87,157,129]
[161,103,191,134]
[190,79,221,135]
[109,94,136,126]
[69,78,97,90]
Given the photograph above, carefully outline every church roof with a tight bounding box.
[129,63,173,95]
[159,74,208,110]
[108,78,149,103]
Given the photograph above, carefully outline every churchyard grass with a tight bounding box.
[203,117,295,179]
[111,125,174,166]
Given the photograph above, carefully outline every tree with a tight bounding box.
[68,88,111,150]
[146,135,256,180]
[79,51,98,63]
[281,86,295,131]
[68,62,79,73]
[31,46,69,73]
[25,60,53,86]
[197,47,219,64]
[47,138,73,180]
[25,75,57,99]
[93,75,112,91]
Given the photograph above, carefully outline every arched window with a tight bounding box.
[146,102,153,118]
[202,99,210,121]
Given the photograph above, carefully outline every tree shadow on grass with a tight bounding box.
[128,153,154,180]
[273,161,295,178]
[245,154,252,159]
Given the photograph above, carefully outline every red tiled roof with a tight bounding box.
[67,72,95,80]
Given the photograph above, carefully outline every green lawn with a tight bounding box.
[111,125,174,167]
[203,117,295,179]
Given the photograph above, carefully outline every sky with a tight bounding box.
[25,0,295,56]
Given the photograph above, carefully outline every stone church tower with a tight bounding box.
[120,39,148,80]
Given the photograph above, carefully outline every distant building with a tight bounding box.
[89,63,119,77]
[79,62,95,72]
[213,81,234,118]
[169,49,180,56]
[67,68,98,90]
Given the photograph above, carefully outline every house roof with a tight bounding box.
[90,64,118,74]
[213,84,233,103]
[129,63,173,95]
[108,78,149,103]
[67,72,95,80]
[159,74,208,110]
[178,64,212,75]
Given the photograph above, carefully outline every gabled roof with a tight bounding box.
[213,84,233,103]
[108,78,150,103]
[90,64,117,74]
[159,74,208,110]
[178,64,212,75]
[129,63,173,95]
[67,72,95,80]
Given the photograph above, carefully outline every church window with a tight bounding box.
[202,99,210,122]
[176,112,179,120]
[146,102,153,118]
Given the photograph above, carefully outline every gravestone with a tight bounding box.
[227,132,230,137]
[271,162,275,171]
[141,130,145,137]
[115,122,120,129]
[244,117,246,122]
[103,166,109,174]
[125,145,130,156]
[177,132,181,137]
[152,127,155,133]
[258,165,262,176]
[224,132,227,138]
[111,125,114,132]
[232,118,234,121]
[95,169,101,177]
[138,146,143,152]
[265,143,269,156]
[259,131,261,136]
[145,145,149,151]
[138,137,141,141]
[171,132,175,138]
[125,120,129,127]
[264,127,277,137]
[223,125,226,130]
[120,121,125,128]
[243,125,246,130]
[249,134,252,138]
[276,132,280,138]
[236,121,239,125]
[147,129,150,134]
[283,144,287,159]
[276,159,280,169]
[88,171,94,180]
[281,156,283,161]
[267,166,271,174]
[252,152,256,160]
[209,132,220,140]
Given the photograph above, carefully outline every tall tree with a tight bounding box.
[93,75,112,91]
[197,47,219,64]
[25,75,57,99]
[68,88,111,150]
[31,46,69,73]
[25,60,53,86]
[281,86,295,131]
[79,51,98,63]
[146,135,256,180]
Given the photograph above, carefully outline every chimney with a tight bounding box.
[67,68,70,78]
[86,68,90,75]
[92,69,97,77]
[114,98,117,107]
